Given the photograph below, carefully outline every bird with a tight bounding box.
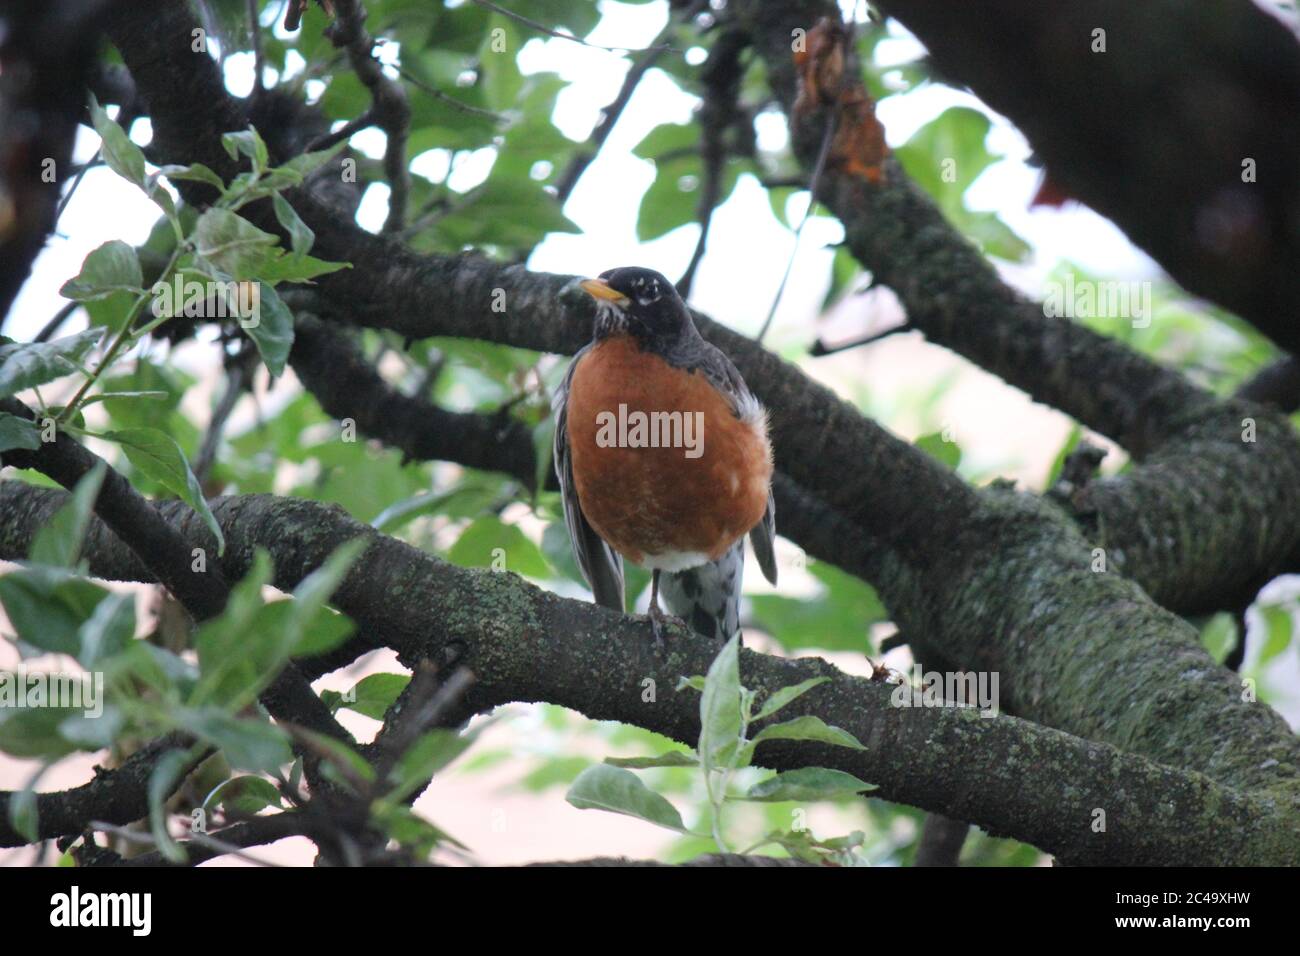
[553,266,777,643]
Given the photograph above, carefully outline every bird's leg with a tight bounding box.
[648,569,667,648]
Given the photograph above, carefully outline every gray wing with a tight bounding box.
[673,336,778,586]
[661,541,743,643]
[553,348,626,613]
[749,490,777,586]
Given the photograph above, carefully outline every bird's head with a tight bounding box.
[580,267,690,344]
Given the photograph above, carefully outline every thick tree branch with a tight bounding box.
[736,0,1221,458]
[0,482,1294,866]
[0,733,193,847]
[0,397,352,811]
[289,315,538,487]
[871,0,1300,357]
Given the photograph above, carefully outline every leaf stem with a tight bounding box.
[57,244,185,424]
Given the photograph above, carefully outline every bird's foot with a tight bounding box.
[648,601,667,650]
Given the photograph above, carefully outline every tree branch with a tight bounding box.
[288,315,539,487]
[872,0,1300,357]
[324,0,411,232]
[0,482,1293,866]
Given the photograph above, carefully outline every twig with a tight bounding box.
[469,0,683,55]
[755,111,836,344]
[395,67,508,121]
[371,665,475,786]
[193,349,254,483]
[247,0,265,94]
[93,817,292,867]
[326,0,411,232]
[54,148,101,225]
[810,320,911,356]
[305,108,376,153]
[676,25,746,299]
[553,0,706,205]
[34,301,79,344]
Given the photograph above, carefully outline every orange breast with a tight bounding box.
[566,335,773,568]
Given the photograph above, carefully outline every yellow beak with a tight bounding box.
[580,278,630,306]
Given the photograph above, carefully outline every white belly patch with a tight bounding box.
[640,550,711,572]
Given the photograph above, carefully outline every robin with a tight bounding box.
[554,266,777,642]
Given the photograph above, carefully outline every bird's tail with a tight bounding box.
[659,541,744,643]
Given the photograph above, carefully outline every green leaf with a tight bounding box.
[312,733,378,792]
[193,208,279,281]
[30,461,106,568]
[77,589,135,668]
[565,764,687,832]
[531,415,555,498]
[255,253,349,284]
[278,141,348,179]
[371,801,467,856]
[370,483,502,533]
[633,122,698,160]
[272,192,314,256]
[743,767,876,802]
[333,672,410,720]
[385,723,488,802]
[435,177,578,248]
[604,751,699,770]
[676,675,706,693]
[222,127,269,171]
[173,707,292,773]
[7,773,39,842]
[0,567,108,656]
[1045,424,1083,487]
[201,775,284,817]
[915,431,961,470]
[894,106,1029,262]
[763,826,867,865]
[477,13,524,110]
[285,538,366,631]
[0,412,40,453]
[698,634,743,773]
[747,715,866,752]
[157,162,226,190]
[753,677,830,721]
[76,390,169,408]
[446,516,551,578]
[60,240,144,301]
[0,705,80,759]
[242,284,295,377]
[89,95,147,188]
[1199,612,1236,665]
[102,426,225,554]
[190,551,276,706]
[292,607,356,657]
[0,329,103,399]
[1258,605,1293,663]
[59,705,123,751]
[147,749,192,863]
[749,562,887,653]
